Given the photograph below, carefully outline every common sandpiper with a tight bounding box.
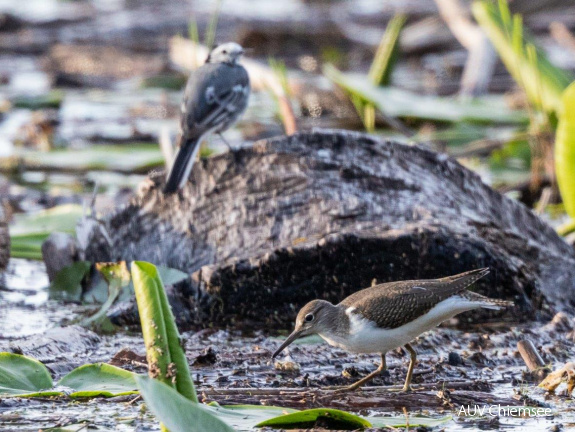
[272,268,513,392]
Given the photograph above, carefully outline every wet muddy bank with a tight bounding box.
[1,309,574,430]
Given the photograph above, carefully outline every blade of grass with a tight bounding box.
[472,0,573,116]
[205,0,222,49]
[368,14,406,86]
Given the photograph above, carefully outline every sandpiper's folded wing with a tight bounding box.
[340,268,490,329]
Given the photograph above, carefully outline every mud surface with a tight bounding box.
[1,260,574,431]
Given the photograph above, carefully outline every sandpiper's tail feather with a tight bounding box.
[439,267,490,290]
[461,290,514,310]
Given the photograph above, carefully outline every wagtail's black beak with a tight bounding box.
[272,329,304,358]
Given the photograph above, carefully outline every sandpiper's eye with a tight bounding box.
[222,50,227,54]
[304,313,314,322]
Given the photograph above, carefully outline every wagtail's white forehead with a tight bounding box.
[208,42,245,64]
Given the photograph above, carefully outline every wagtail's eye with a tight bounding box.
[305,313,314,322]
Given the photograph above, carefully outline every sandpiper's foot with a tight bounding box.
[401,384,413,392]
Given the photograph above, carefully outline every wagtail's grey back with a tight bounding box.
[164,42,250,194]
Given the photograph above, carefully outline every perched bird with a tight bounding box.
[164,42,250,194]
[272,268,512,392]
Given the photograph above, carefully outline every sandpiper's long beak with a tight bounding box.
[272,329,304,358]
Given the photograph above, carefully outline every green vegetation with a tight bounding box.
[472,0,573,118]
[12,90,64,109]
[9,204,83,260]
[555,82,575,220]
[324,64,528,124]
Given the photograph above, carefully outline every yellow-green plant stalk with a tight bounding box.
[555,81,575,223]
[131,262,173,388]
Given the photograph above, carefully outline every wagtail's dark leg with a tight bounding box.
[218,132,233,152]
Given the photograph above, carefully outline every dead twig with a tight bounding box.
[517,339,550,381]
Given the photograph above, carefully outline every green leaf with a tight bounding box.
[9,204,83,260]
[369,414,452,428]
[131,262,174,390]
[255,408,372,429]
[135,375,235,432]
[58,363,137,398]
[324,64,528,125]
[368,14,406,86]
[472,1,573,115]
[0,353,56,397]
[12,90,64,109]
[132,261,197,402]
[207,403,299,430]
[555,81,575,219]
[156,265,190,286]
[49,261,91,302]
[82,262,130,326]
[9,144,164,173]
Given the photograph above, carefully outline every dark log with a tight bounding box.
[82,130,575,329]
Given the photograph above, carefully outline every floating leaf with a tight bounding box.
[136,375,234,432]
[12,90,64,109]
[59,363,137,398]
[7,144,164,173]
[208,403,299,430]
[0,353,58,397]
[255,408,372,429]
[324,64,527,125]
[10,204,83,260]
[369,415,452,428]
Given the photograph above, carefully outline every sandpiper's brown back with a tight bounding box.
[339,268,492,330]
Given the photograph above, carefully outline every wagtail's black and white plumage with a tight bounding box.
[272,268,513,392]
[164,42,250,194]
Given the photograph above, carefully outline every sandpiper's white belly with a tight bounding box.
[319,296,485,354]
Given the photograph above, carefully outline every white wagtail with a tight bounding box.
[164,42,250,194]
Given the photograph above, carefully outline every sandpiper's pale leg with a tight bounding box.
[336,353,387,393]
[402,343,417,392]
